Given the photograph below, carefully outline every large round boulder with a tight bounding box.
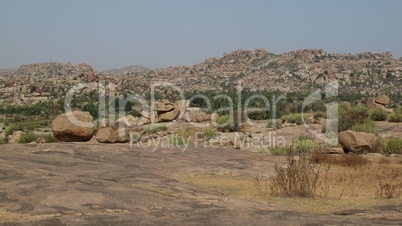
[52,111,95,142]
[338,130,378,154]
[375,95,390,106]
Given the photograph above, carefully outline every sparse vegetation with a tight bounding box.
[140,124,168,136]
[388,111,402,122]
[351,120,378,135]
[203,127,217,140]
[5,124,20,137]
[310,152,369,167]
[41,134,59,143]
[270,155,320,198]
[280,113,310,125]
[215,114,242,132]
[170,128,194,145]
[291,137,318,154]
[370,108,388,121]
[266,119,282,128]
[17,133,38,143]
[378,180,400,199]
[270,147,289,155]
[381,137,402,155]
[338,104,369,132]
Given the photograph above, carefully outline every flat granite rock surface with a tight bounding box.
[0,143,401,225]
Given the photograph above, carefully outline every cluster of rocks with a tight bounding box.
[51,98,220,144]
[367,95,394,113]
[2,49,402,106]
[133,100,218,125]
[13,62,95,78]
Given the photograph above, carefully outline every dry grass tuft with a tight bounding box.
[179,153,402,214]
[310,152,369,167]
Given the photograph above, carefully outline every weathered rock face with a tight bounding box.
[367,97,386,110]
[52,111,95,142]
[210,113,220,122]
[367,95,394,113]
[155,100,175,113]
[141,111,160,125]
[375,95,390,106]
[159,108,180,122]
[338,130,378,154]
[95,127,129,143]
[196,112,210,122]
[7,131,25,144]
[115,115,139,128]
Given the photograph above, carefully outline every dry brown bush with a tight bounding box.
[270,156,320,198]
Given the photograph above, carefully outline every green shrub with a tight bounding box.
[370,108,388,121]
[382,137,402,154]
[270,147,289,155]
[351,120,378,135]
[0,137,6,144]
[18,133,38,143]
[216,115,230,125]
[338,104,370,132]
[5,124,21,137]
[281,113,310,125]
[389,112,402,122]
[313,111,325,120]
[41,134,58,143]
[266,119,282,128]
[215,114,241,132]
[203,127,217,140]
[291,137,318,154]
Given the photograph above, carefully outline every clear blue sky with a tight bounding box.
[1,0,401,71]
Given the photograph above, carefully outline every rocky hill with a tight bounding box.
[1,49,402,105]
[104,65,151,74]
[125,49,402,93]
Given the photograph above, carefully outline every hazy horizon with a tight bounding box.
[1,0,402,71]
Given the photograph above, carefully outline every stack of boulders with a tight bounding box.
[367,95,393,113]
[50,99,220,144]
[140,100,218,124]
[155,99,180,122]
